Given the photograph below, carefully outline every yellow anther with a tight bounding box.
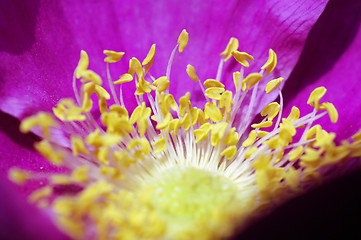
[352,130,361,142]
[180,113,191,131]
[8,168,29,184]
[130,103,147,124]
[99,98,107,114]
[285,167,300,191]
[114,73,133,84]
[196,108,207,125]
[279,126,293,147]
[34,140,64,165]
[280,118,296,136]
[177,29,189,53]
[251,120,273,129]
[261,49,277,75]
[129,57,143,77]
[224,127,239,145]
[205,87,225,100]
[168,119,182,136]
[221,145,237,160]
[210,122,228,146]
[233,71,241,90]
[53,99,86,122]
[320,102,338,123]
[204,102,222,122]
[29,186,52,203]
[71,135,89,156]
[20,112,57,138]
[189,107,200,126]
[305,125,321,140]
[194,123,212,143]
[265,77,284,94]
[130,103,151,136]
[142,44,156,65]
[231,50,254,67]
[263,137,280,149]
[86,129,120,148]
[113,151,136,168]
[253,155,285,191]
[179,92,191,117]
[242,130,257,147]
[286,106,300,122]
[314,130,335,148]
[244,147,258,159]
[103,50,125,63]
[256,131,269,138]
[75,50,89,78]
[220,37,239,62]
[204,79,225,89]
[71,166,89,183]
[186,64,199,83]
[307,87,327,110]
[135,76,156,95]
[153,76,170,92]
[82,92,93,112]
[128,138,151,155]
[300,148,321,163]
[100,166,123,181]
[219,91,233,114]
[96,147,110,165]
[156,112,172,130]
[95,85,110,100]
[80,70,102,85]
[243,73,263,89]
[261,102,280,121]
[274,150,284,164]
[109,105,129,120]
[153,137,167,154]
[164,94,178,112]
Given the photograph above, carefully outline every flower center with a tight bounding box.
[10,28,357,240]
[148,167,240,217]
[138,166,252,238]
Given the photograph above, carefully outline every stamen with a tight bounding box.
[14,29,351,240]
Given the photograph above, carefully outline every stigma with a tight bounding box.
[11,29,361,240]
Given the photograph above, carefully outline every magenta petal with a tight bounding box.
[282,0,361,140]
[0,0,327,120]
[0,178,70,240]
[0,111,64,180]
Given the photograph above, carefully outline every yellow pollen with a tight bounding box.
[261,102,280,121]
[231,50,254,67]
[204,79,225,88]
[243,73,263,89]
[186,64,199,83]
[103,50,125,63]
[265,77,284,94]
[75,50,89,78]
[261,49,277,75]
[8,168,29,185]
[114,73,133,84]
[177,29,189,53]
[14,28,352,240]
[220,37,239,62]
[307,86,327,110]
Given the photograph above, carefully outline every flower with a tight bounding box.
[0,0,358,239]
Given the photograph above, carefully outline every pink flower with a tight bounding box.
[0,0,360,239]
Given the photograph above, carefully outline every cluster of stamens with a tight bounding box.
[9,29,361,240]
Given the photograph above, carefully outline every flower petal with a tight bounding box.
[0,177,70,240]
[0,0,327,121]
[282,0,361,140]
[0,111,65,179]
